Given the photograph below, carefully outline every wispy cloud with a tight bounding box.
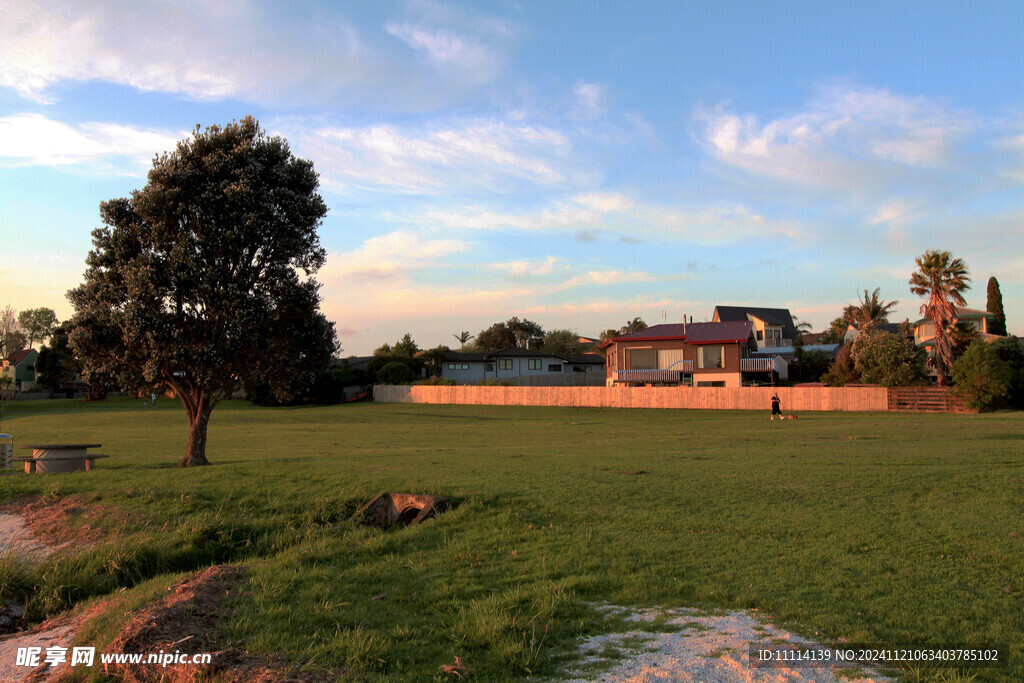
[418,192,634,231]
[695,83,973,192]
[573,81,608,118]
[414,192,801,246]
[285,119,571,194]
[0,113,183,171]
[0,0,515,108]
[320,231,469,282]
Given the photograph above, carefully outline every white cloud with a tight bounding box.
[0,113,183,170]
[286,119,570,194]
[696,84,972,191]
[420,192,634,231]
[0,0,513,108]
[490,256,564,277]
[320,231,469,282]
[574,81,608,118]
[415,193,800,246]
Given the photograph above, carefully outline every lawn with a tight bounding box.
[1,398,1022,681]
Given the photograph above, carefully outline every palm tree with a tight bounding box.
[843,288,898,331]
[452,331,474,347]
[620,317,648,334]
[909,250,970,385]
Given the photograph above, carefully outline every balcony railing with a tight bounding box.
[615,362,692,384]
[740,357,775,372]
[760,338,792,348]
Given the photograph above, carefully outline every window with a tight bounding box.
[498,359,513,370]
[698,345,724,369]
[548,364,561,372]
[628,348,657,369]
[528,359,542,370]
[697,381,726,387]
[447,363,469,370]
[756,330,763,341]
[485,363,494,372]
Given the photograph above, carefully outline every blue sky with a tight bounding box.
[1,0,1022,354]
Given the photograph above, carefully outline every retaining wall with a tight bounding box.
[373,385,890,411]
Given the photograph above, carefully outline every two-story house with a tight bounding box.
[600,321,787,387]
[712,306,799,351]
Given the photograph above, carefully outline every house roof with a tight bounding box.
[598,323,689,349]
[444,351,490,362]
[752,343,841,357]
[562,353,605,365]
[847,322,910,337]
[713,305,798,339]
[683,321,754,344]
[912,307,993,326]
[598,321,753,348]
[6,349,35,365]
[487,347,551,357]
[442,349,605,365]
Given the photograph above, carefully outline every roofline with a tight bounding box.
[598,334,688,349]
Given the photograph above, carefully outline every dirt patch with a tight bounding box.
[564,606,894,682]
[0,496,111,552]
[0,602,109,683]
[0,514,52,561]
[101,565,329,682]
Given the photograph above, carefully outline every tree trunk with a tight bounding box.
[179,393,213,467]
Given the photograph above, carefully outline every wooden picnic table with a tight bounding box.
[14,444,108,474]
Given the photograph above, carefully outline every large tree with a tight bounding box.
[475,317,544,351]
[843,288,898,331]
[0,306,26,358]
[68,117,336,467]
[17,307,58,349]
[986,276,1007,336]
[908,250,970,385]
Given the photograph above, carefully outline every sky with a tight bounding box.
[1,0,1022,355]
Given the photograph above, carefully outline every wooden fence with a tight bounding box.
[887,387,972,413]
[374,385,891,411]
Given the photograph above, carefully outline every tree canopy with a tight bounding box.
[986,276,1007,336]
[474,317,544,351]
[17,307,58,349]
[0,306,26,358]
[843,288,898,330]
[68,117,336,467]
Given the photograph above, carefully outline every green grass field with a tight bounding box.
[1,398,1022,681]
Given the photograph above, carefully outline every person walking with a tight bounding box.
[770,393,782,420]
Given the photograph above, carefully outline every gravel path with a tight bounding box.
[0,511,81,682]
[562,606,893,682]
[0,514,52,561]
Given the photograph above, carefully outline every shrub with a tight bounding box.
[376,361,417,385]
[821,344,859,386]
[418,377,456,386]
[479,379,515,386]
[952,340,1009,411]
[851,330,927,387]
[991,335,1024,409]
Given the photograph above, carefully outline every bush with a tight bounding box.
[991,335,1024,409]
[790,349,833,383]
[821,344,859,386]
[851,330,927,387]
[417,377,456,386]
[376,361,417,385]
[479,378,515,386]
[952,340,1009,411]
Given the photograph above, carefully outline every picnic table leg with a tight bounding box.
[24,461,36,474]
[85,458,94,472]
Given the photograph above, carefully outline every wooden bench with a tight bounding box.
[11,455,109,473]
[16,443,107,473]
